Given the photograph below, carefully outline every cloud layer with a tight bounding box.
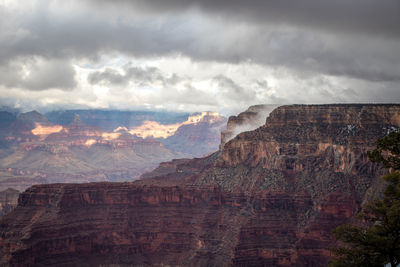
[93,0,400,37]
[0,0,399,115]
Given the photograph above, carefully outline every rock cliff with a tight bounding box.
[1,104,400,266]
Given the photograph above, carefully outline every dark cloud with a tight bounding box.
[1,1,399,85]
[92,0,400,37]
[212,75,255,103]
[88,65,182,86]
[0,1,399,112]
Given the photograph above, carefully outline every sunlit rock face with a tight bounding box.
[127,111,224,140]
[1,104,399,266]
[31,124,63,140]
[127,120,181,139]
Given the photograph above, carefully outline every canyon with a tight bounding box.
[0,110,226,193]
[1,104,399,266]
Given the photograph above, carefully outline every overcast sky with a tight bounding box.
[0,0,399,115]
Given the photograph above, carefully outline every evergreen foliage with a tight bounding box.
[330,132,400,267]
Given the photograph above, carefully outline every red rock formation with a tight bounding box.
[1,104,399,266]
[0,183,317,266]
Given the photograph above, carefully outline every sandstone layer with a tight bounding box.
[1,104,400,266]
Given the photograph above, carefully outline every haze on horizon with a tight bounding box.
[0,0,399,116]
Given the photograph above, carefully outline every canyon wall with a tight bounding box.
[1,104,400,266]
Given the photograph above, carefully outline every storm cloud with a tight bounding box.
[91,0,400,37]
[0,0,399,114]
[88,66,181,87]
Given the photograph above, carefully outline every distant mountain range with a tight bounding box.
[0,109,227,192]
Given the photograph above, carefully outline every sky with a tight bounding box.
[0,0,399,115]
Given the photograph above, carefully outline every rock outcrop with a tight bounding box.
[1,104,400,266]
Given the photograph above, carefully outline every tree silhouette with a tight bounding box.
[330,132,400,267]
